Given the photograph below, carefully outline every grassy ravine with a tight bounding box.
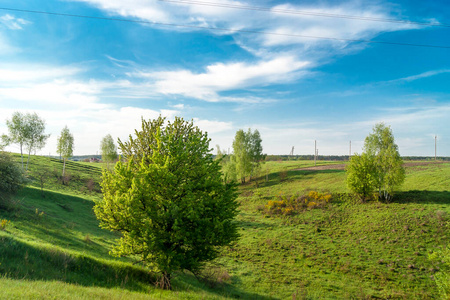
[0,156,449,299]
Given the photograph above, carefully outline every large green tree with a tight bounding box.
[100,134,118,167]
[56,126,74,177]
[347,123,405,201]
[94,116,239,288]
[1,112,50,170]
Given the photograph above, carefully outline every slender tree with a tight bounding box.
[232,129,251,183]
[346,123,405,202]
[364,123,405,201]
[231,128,264,183]
[56,126,74,177]
[24,113,50,170]
[100,134,118,168]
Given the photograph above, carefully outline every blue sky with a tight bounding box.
[0,0,449,156]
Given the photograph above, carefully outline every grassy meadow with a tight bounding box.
[0,155,449,299]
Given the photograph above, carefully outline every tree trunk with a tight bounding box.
[157,272,172,290]
[20,144,24,170]
[62,158,66,177]
[26,148,32,171]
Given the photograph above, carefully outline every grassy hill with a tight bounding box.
[0,155,449,299]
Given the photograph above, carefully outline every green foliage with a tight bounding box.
[227,128,264,183]
[0,152,25,208]
[57,126,74,177]
[1,112,49,170]
[94,116,240,287]
[215,145,237,182]
[100,134,118,166]
[347,123,405,201]
[429,245,450,299]
[364,123,405,200]
[346,153,378,201]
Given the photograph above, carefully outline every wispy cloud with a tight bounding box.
[71,0,421,53]
[383,69,450,84]
[131,56,309,101]
[0,14,30,30]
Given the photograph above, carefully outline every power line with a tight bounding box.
[1,7,450,49]
[157,0,450,28]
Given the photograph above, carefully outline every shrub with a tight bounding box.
[0,152,25,209]
[0,219,10,230]
[264,191,332,216]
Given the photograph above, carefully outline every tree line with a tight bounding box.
[1,111,118,176]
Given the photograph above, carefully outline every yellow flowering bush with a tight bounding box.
[264,191,332,216]
[0,219,10,230]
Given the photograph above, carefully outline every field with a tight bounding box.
[1,155,449,299]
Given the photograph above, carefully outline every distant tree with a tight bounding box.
[364,123,405,201]
[56,126,74,177]
[100,134,118,168]
[247,129,265,180]
[346,123,405,202]
[23,113,50,170]
[1,112,49,171]
[231,129,265,183]
[215,145,237,182]
[94,116,239,288]
[232,129,251,183]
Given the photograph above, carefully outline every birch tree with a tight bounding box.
[1,112,49,170]
[347,123,405,202]
[56,126,74,177]
[100,134,118,168]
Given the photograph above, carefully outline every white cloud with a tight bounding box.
[71,0,420,53]
[0,63,236,155]
[0,14,30,30]
[192,118,232,134]
[0,65,81,82]
[133,56,309,101]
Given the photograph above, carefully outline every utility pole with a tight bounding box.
[435,135,437,161]
[314,140,317,166]
[349,140,351,160]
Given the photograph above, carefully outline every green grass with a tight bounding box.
[1,155,449,299]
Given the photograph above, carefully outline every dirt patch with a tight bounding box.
[294,164,346,171]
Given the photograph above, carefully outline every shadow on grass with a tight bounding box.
[0,235,155,292]
[393,190,450,205]
[0,235,273,299]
